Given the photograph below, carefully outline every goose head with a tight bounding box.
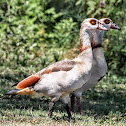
[91,18,121,46]
[81,18,108,32]
[99,18,121,30]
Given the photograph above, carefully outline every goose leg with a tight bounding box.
[65,103,71,119]
[48,97,59,118]
[77,98,83,115]
[48,101,55,117]
[61,94,72,119]
[70,94,75,113]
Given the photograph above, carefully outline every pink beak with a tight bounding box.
[111,23,121,30]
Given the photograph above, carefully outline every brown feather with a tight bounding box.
[40,60,77,75]
[91,42,102,49]
[16,75,40,89]
[15,61,76,89]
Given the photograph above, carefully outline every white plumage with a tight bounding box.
[71,18,121,114]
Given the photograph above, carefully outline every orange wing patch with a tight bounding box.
[42,65,55,74]
[15,61,76,90]
[15,87,35,95]
[14,65,54,89]
[16,75,40,89]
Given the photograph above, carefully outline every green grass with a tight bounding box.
[0,66,126,126]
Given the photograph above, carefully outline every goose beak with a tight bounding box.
[111,23,121,30]
[97,22,108,31]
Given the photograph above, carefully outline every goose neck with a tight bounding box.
[91,30,104,49]
[80,29,92,53]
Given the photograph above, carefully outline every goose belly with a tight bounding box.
[34,65,92,96]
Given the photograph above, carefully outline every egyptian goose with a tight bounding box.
[71,18,121,114]
[6,18,107,119]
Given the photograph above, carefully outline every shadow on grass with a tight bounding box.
[0,68,126,121]
[1,85,126,121]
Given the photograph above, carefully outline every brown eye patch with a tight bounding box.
[104,19,110,24]
[90,20,96,25]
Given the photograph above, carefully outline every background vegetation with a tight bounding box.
[0,0,126,125]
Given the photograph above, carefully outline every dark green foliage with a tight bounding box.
[0,0,126,81]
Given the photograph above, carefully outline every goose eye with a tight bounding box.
[90,20,96,25]
[104,19,110,24]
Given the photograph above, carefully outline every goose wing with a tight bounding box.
[15,60,77,89]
